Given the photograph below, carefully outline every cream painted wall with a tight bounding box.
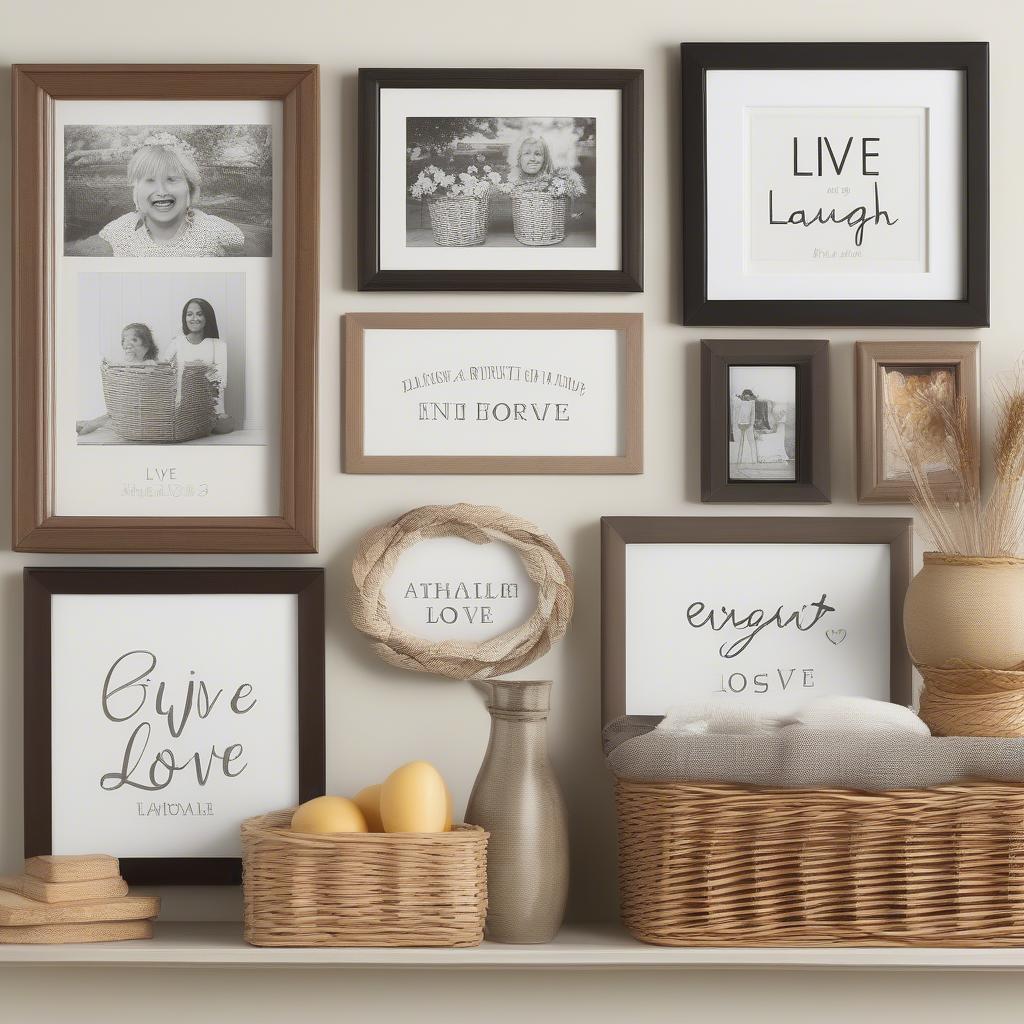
[2,0,1023,1017]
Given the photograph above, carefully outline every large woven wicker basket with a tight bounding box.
[512,190,567,245]
[426,195,488,246]
[241,809,488,947]
[616,777,1024,947]
[101,360,217,443]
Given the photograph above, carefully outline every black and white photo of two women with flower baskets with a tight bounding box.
[65,124,273,447]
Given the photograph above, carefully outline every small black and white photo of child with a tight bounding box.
[728,365,798,482]
[406,116,596,249]
[75,272,266,447]
[63,125,272,257]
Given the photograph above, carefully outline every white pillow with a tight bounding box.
[656,701,784,736]
[784,696,930,735]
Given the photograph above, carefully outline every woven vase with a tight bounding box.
[904,553,1024,736]
[426,195,488,246]
[465,680,569,944]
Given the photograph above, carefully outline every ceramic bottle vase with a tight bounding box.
[465,679,569,944]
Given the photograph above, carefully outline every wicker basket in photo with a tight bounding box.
[101,360,217,443]
[426,195,488,246]
[512,190,567,245]
[241,809,489,947]
[616,777,1024,947]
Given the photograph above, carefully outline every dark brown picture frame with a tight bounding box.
[856,341,980,503]
[24,567,326,886]
[344,312,643,474]
[681,42,990,327]
[358,68,643,292]
[12,65,320,553]
[701,338,830,503]
[601,516,914,727]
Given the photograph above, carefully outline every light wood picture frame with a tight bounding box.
[856,341,980,503]
[344,313,643,474]
[601,516,914,726]
[12,65,320,553]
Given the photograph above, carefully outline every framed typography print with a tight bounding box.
[682,43,989,326]
[701,338,829,503]
[345,313,642,473]
[857,340,980,503]
[24,568,325,885]
[12,65,319,552]
[358,68,643,291]
[601,517,913,725]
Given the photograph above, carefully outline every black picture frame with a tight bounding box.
[681,42,989,327]
[23,567,326,886]
[358,68,643,291]
[701,338,830,503]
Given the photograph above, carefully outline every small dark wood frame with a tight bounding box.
[701,338,830,503]
[358,68,643,292]
[24,567,326,886]
[681,42,990,327]
[12,65,320,553]
[856,340,980,503]
[344,312,643,474]
[601,516,914,726]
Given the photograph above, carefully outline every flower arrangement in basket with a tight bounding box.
[502,166,586,247]
[410,164,501,247]
[885,360,1024,736]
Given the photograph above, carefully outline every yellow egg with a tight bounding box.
[352,784,384,832]
[444,787,453,832]
[290,796,367,834]
[380,761,449,833]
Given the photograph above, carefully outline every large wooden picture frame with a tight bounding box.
[601,517,913,725]
[344,312,643,474]
[856,340,980,503]
[24,567,325,885]
[701,338,830,503]
[358,68,643,292]
[682,42,989,327]
[12,65,319,552]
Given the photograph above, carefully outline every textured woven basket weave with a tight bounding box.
[512,191,567,245]
[616,777,1024,947]
[242,809,488,947]
[101,361,217,443]
[426,195,488,246]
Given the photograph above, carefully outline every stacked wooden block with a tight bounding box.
[0,855,159,943]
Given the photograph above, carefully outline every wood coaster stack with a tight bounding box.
[0,855,159,943]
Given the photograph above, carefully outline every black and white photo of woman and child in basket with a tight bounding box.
[65,125,271,447]
[406,116,596,248]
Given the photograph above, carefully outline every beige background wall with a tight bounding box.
[2,0,1023,1018]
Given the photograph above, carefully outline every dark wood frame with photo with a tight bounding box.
[12,65,320,553]
[701,338,830,503]
[856,340,980,503]
[344,312,643,474]
[681,42,990,327]
[600,516,914,726]
[23,567,326,886]
[358,67,644,291]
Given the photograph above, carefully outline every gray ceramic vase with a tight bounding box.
[465,679,569,944]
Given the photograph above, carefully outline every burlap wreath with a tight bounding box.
[350,503,575,680]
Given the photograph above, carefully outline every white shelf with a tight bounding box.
[3,922,1024,970]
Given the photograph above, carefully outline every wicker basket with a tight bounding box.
[512,190,567,246]
[426,195,488,246]
[616,777,1024,947]
[101,360,217,443]
[241,809,488,947]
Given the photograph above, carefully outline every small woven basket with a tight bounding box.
[241,809,488,947]
[512,190,567,245]
[426,195,488,246]
[101,361,217,443]
[616,777,1024,947]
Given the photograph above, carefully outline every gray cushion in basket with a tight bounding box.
[604,716,1024,791]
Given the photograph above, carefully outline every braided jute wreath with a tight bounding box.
[350,503,575,680]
